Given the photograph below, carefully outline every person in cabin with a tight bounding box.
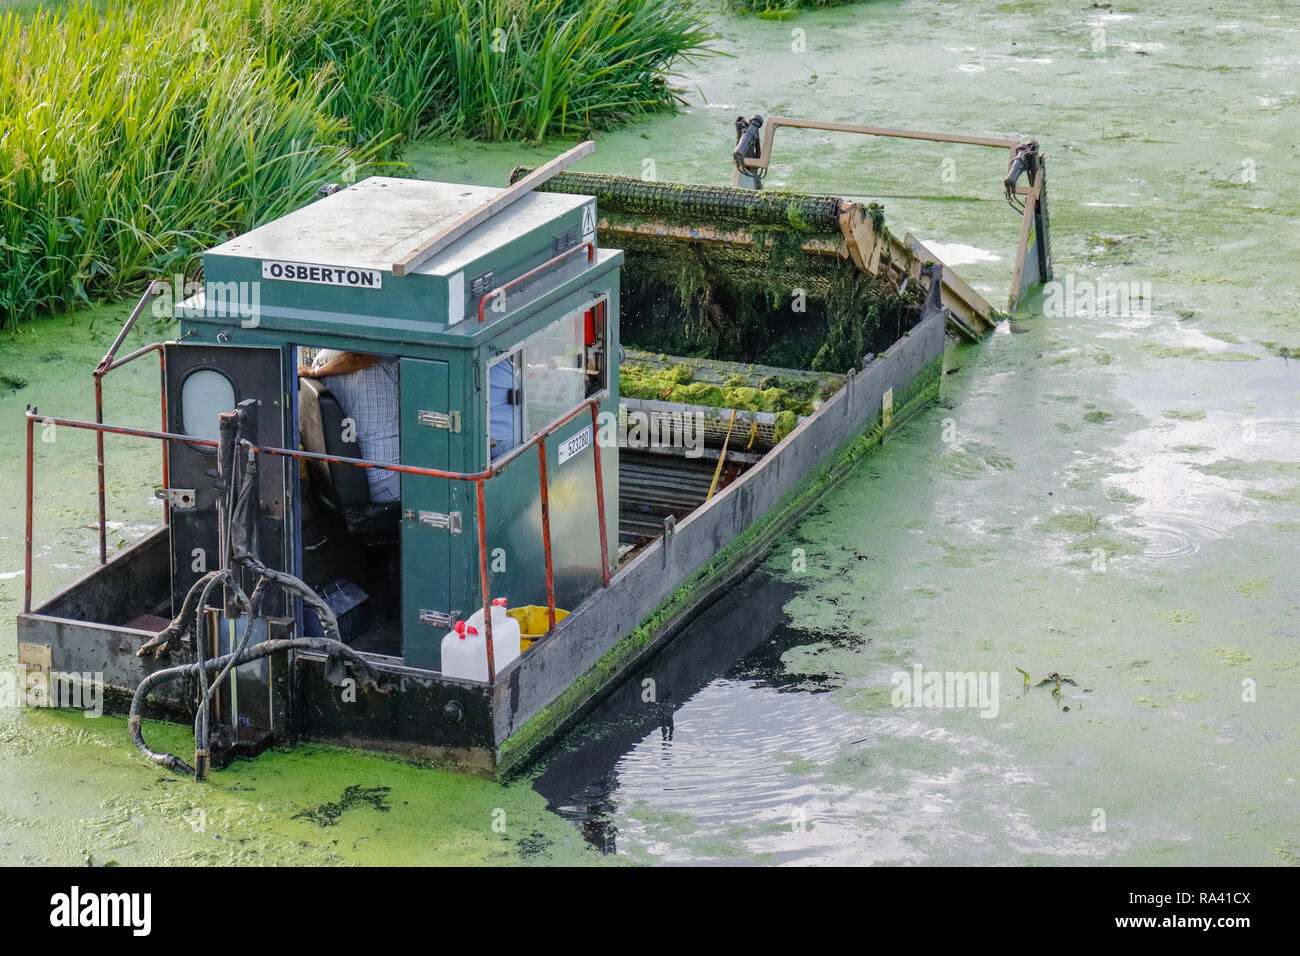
[297,350,400,503]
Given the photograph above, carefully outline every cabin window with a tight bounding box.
[582,299,607,398]
[179,368,236,443]
[486,297,608,461]
[522,311,587,436]
[488,351,523,461]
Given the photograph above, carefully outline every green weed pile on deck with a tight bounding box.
[0,0,716,327]
[523,170,919,373]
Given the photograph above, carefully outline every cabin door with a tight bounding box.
[164,343,287,614]
[398,358,455,671]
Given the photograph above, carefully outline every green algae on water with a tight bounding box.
[0,707,603,866]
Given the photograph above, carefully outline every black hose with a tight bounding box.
[129,637,383,777]
[191,570,224,773]
[130,416,383,778]
[231,438,346,646]
[202,577,263,708]
[136,570,220,658]
[200,571,271,704]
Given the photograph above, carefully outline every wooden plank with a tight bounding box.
[838,203,882,275]
[391,140,594,276]
[901,233,998,333]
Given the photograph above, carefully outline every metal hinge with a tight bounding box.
[416,409,461,433]
[154,487,197,509]
[404,509,462,534]
[419,609,455,629]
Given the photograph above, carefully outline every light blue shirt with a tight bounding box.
[321,357,400,503]
[489,356,522,459]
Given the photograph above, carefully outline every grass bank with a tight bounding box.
[0,0,715,327]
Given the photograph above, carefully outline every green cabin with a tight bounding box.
[174,177,622,672]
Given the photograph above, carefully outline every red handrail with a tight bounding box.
[537,438,556,632]
[92,281,169,565]
[477,242,595,323]
[23,390,613,681]
[590,402,611,587]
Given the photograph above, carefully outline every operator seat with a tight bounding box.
[298,377,400,536]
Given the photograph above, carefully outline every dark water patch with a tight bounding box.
[514,831,555,859]
[532,569,850,853]
[293,785,391,827]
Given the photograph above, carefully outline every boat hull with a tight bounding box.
[16,311,945,776]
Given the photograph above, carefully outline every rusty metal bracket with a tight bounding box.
[417,510,462,534]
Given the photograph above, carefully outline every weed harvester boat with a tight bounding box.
[16,114,1049,776]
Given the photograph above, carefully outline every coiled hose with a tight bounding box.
[129,433,384,778]
[128,637,381,777]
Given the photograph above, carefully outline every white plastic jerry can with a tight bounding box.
[441,621,488,682]
[465,598,522,670]
[441,601,521,682]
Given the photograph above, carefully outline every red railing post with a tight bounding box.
[537,439,556,632]
[24,408,35,613]
[94,375,107,565]
[159,347,170,526]
[590,402,610,586]
[475,478,496,682]
[92,281,167,557]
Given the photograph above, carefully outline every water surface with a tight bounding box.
[3,0,1297,865]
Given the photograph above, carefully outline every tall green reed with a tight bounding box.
[1,0,716,327]
[1,1,379,325]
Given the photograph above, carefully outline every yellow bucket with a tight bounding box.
[507,605,569,650]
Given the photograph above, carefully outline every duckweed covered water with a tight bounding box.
[413,0,1300,863]
[0,310,603,865]
[4,0,1299,865]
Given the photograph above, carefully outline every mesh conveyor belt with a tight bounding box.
[511,168,851,234]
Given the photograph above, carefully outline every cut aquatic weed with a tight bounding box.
[525,172,917,371]
[1036,672,1078,695]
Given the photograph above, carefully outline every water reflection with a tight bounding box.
[532,571,848,855]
